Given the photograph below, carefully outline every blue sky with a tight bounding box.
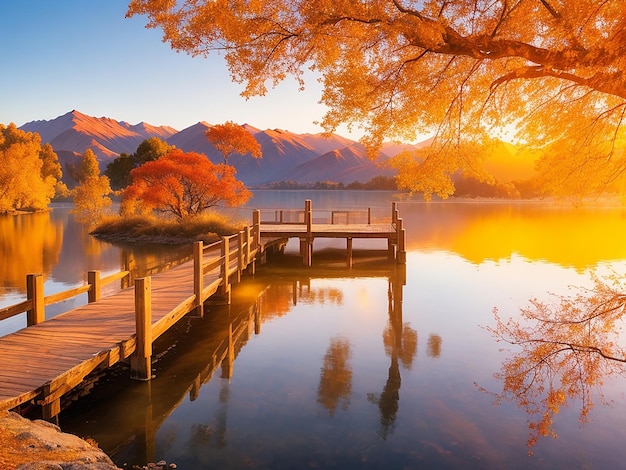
[0,1,331,134]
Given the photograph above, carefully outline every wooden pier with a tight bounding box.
[0,201,405,420]
[258,200,406,267]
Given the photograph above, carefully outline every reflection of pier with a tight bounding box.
[63,298,261,464]
[60,258,406,463]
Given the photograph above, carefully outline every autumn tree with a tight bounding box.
[122,149,251,219]
[0,123,62,213]
[104,152,134,190]
[206,121,262,165]
[71,148,113,224]
[482,274,626,451]
[128,0,626,199]
[105,137,175,190]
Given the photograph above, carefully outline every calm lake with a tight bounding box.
[2,191,626,469]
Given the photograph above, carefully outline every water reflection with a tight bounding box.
[427,334,443,358]
[59,259,407,467]
[318,336,353,417]
[401,202,626,270]
[0,211,63,290]
[60,296,261,464]
[483,272,626,452]
[367,275,417,439]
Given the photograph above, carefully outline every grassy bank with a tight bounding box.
[91,213,245,245]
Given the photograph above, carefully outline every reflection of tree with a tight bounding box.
[368,278,417,439]
[427,334,442,358]
[259,283,293,320]
[0,212,63,291]
[483,274,626,452]
[189,379,230,451]
[317,336,352,416]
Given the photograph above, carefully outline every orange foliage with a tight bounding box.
[122,149,251,219]
[483,273,626,452]
[206,121,262,165]
[128,1,626,198]
[0,124,61,212]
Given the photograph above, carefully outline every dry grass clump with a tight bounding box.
[91,212,245,245]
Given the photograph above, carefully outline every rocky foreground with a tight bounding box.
[0,412,178,470]
[0,411,119,470]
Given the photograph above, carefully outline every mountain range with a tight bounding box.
[19,110,537,187]
[19,110,410,187]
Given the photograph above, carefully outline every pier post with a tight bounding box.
[347,238,353,268]
[237,230,244,282]
[245,226,251,266]
[253,209,262,265]
[220,236,232,303]
[397,218,406,264]
[253,210,261,246]
[301,200,313,266]
[305,199,312,234]
[26,273,44,326]
[131,277,153,381]
[87,270,101,303]
[193,241,204,317]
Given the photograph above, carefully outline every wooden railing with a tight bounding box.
[0,270,130,325]
[260,205,383,225]
[131,218,260,380]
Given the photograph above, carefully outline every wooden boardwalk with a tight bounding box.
[0,201,406,420]
[0,234,257,419]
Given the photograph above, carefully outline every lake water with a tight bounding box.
[2,191,626,469]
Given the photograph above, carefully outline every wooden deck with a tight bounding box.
[259,200,406,266]
[0,201,406,420]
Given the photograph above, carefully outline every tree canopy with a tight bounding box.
[127,0,626,199]
[0,124,62,213]
[122,149,251,219]
[206,121,262,165]
[105,137,175,190]
[71,148,113,224]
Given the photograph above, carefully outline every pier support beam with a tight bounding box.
[347,238,353,268]
[300,238,313,266]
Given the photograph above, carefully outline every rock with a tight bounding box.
[0,411,120,470]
